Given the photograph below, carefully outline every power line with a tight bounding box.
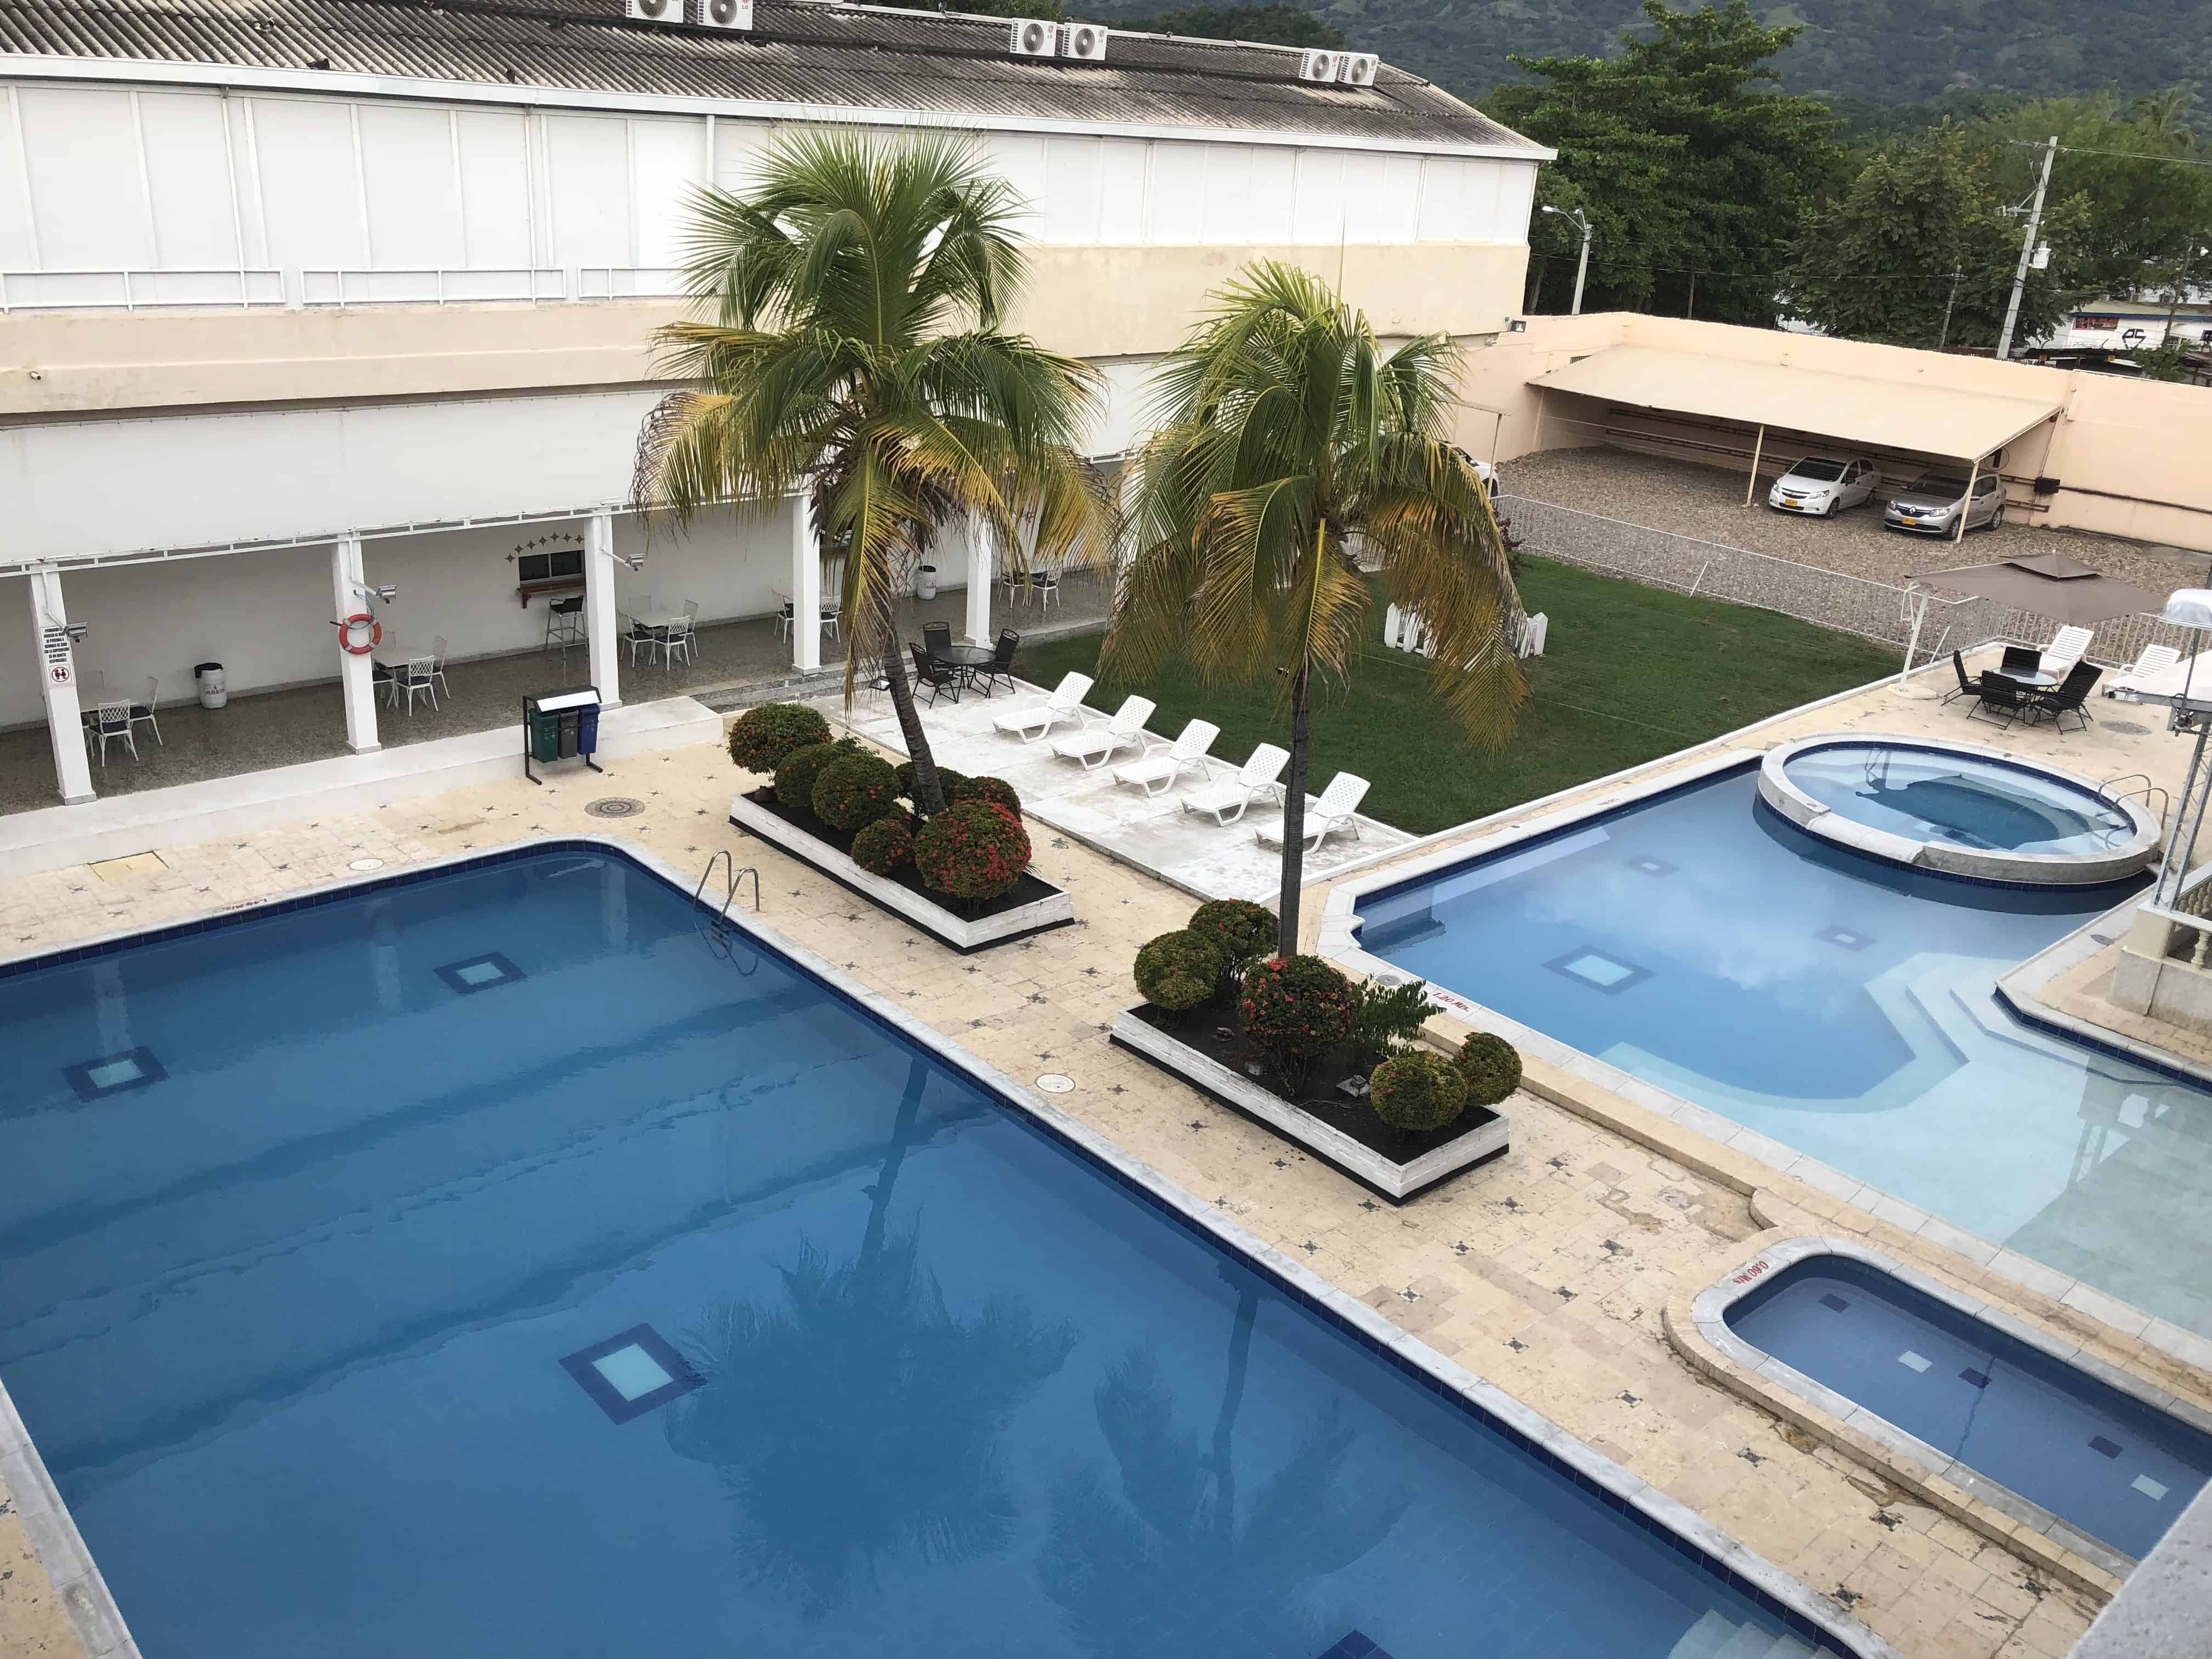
[2005,139,2212,170]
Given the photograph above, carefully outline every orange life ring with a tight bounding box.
[337,612,381,655]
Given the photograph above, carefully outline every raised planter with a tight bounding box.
[1110,1002,1509,1203]
[731,788,1074,952]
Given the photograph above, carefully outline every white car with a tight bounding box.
[1768,456,1878,517]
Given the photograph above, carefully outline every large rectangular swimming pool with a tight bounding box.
[1355,764,2212,1344]
[0,845,1857,1658]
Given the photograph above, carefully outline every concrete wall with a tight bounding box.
[1458,313,2212,553]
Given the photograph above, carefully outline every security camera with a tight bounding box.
[354,583,398,605]
[64,622,88,644]
[612,553,646,572]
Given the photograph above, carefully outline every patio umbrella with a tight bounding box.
[1897,552,2168,685]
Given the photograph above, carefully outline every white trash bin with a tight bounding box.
[914,564,938,601]
[195,662,228,709]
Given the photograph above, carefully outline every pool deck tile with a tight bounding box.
[0,684,2198,1658]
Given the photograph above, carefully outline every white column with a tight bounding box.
[584,509,622,709]
[330,537,380,753]
[792,490,822,674]
[965,518,994,645]
[28,566,95,804]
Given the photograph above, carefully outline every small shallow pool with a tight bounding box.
[0,845,1861,1659]
[1777,743,2136,857]
[1724,1254,2212,1561]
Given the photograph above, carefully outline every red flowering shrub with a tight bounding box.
[1368,1051,1468,1133]
[1238,955,1355,1089]
[1186,898,1275,983]
[811,754,901,831]
[851,815,914,876]
[1454,1031,1522,1107]
[727,702,831,775]
[951,774,1023,819]
[913,802,1032,901]
[896,761,969,805]
[775,738,861,814]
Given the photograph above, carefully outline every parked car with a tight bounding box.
[1883,471,2005,535]
[1768,455,1878,516]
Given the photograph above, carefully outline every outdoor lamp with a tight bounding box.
[354,583,398,605]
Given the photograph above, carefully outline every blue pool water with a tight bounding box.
[1780,743,2135,856]
[0,847,1847,1659]
[1726,1257,2212,1560]
[1356,765,2212,1341]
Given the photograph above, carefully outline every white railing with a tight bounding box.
[298,267,568,307]
[0,267,286,312]
[576,266,686,300]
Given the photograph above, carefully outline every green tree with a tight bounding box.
[1124,4,1342,47]
[1786,125,2091,349]
[1487,2,1843,325]
[634,131,1112,817]
[1104,262,1524,957]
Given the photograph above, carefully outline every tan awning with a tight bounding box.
[1914,553,2166,625]
[1527,345,2062,462]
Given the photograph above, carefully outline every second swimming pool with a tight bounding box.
[1355,763,2212,1343]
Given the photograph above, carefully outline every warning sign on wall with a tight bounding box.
[41,625,74,688]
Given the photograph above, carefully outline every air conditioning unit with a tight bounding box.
[699,0,753,29]
[1338,52,1378,86]
[624,0,680,22]
[1060,21,1110,61]
[1008,16,1059,57]
[1299,48,1342,83]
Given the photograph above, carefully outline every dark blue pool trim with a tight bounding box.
[1782,738,2134,816]
[0,838,1869,1657]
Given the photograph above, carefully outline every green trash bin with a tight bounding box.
[528,707,561,763]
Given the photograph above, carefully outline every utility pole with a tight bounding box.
[1542,204,1594,315]
[1996,136,2057,360]
[1938,271,1962,351]
[2163,241,2205,346]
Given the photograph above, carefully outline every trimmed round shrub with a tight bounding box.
[896,760,969,807]
[850,814,915,876]
[811,754,901,831]
[1238,955,1356,1087]
[1454,1031,1522,1107]
[951,774,1023,818]
[1368,1051,1469,1134]
[913,802,1032,901]
[1133,930,1224,1013]
[774,739,858,816]
[727,701,831,775]
[1187,899,1276,980]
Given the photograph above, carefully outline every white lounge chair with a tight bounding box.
[2040,625,2095,677]
[1111,719,1220,797]
[2109,642,2181,696]
[992,672,1093,742]
[1179,743,1289,826]
[1256,772,1372,852]
[1052,695,1155,769]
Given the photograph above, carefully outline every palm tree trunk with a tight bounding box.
[1275,662,1310,958]
[860,1057,929,1268]
[881,645,951,817]
[1210,1280,1259,1545]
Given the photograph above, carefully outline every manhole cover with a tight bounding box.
[2103,721,2150,735]
[585,798,647,819]
[1035,1073,1075,1094]
[347,857,386,872]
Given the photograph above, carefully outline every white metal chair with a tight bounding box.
[624,614,664,667]
[2040,625,2095,678]
[396,654,439,715]
[663,610,698,668]
[1051,695,1154,769]
[1111,719,1220,797]
[992,672,1093,742]
[126,676,162,747]
[1029,568,1061,612]
[1179,744,1289,826]
[85,700,137,765]
[2110,642,2181,696]
[429,636,452,699]
[1256,772,1372,851]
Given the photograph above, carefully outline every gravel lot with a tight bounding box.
[1498,448,2204,595]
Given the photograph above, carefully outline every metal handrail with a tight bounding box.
[2099,772,2172,825]
[721,866,761,917]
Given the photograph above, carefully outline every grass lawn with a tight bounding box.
[1013,558,1898,836]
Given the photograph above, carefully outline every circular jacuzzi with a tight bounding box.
[1757,735,2161,884]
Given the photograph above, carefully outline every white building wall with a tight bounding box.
[0,81,1539,308]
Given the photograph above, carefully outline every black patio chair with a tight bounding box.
[1944,650,1976,705]
[1969,671,2035,729]
[922,621,952,663]
[974,628,1020,697]
[2032,662,2103,733]
[1999,644,2044,679]
[910,642,961,706]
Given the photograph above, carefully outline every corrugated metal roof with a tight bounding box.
[0,0,1544,149]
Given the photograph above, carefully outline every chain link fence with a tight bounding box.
[1498,493,2186,674]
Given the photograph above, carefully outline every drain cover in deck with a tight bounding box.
[584,798,646,819]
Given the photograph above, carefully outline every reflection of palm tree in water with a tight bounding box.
[1039,1276,1409,1658]
[665,1057,1076,1616]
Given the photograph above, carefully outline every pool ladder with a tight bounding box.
[2099,772,2171,836]
[692,851,762,971]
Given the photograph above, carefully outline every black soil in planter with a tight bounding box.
[741,787,1063,919]
[1130,994,1503,1167]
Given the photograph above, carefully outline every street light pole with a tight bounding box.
[1996,136,2058,360]
[2163,242,2205,347]
[1542,204,1594,315]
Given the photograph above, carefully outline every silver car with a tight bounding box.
[1883,471,2005,535]
[1768,455,1877,517]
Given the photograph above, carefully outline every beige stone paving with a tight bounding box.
[0,685,2188,1659]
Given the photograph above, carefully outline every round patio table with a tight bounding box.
[1993,668,2058,689]
[927,642,994,669]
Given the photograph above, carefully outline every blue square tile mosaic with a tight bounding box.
[434,952,526,996]
[61,1046,167,1103]
[1959,1368,1991,1390]
[2090,1435,2123,1459]
[1817,925,1874,951]
[1314,1632,1389,1659]
[1819,1293,1850,1313]
[1543,947,1652,996]
[559,1323,703,1425]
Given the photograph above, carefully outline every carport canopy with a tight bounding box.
[1525,345,2063,465]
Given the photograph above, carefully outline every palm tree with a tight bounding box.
[1104,262,1526,955]
[635,129,1112,815]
